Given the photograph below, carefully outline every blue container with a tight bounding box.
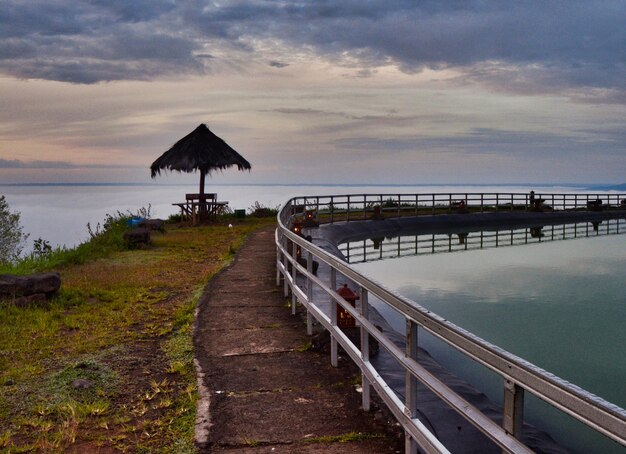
[127,217,144,228]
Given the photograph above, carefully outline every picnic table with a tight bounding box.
[173,193,228,224]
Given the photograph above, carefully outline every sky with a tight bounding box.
[0,0,625,185]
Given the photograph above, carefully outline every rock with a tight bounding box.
[13,293,48,307]
[71,378,93,389]
[0,272,61,300]
[123,228,151,247]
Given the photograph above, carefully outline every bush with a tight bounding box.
[1,206,151,274]
[0,195,29,265]
[248,201,280,218]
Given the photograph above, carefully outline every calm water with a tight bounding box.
[1,183,583,251]
[351,224,626,453]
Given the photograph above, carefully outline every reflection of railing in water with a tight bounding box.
[340,218,625,264]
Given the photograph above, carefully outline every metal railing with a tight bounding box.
[287,192,626,223]
[275,192,626,453]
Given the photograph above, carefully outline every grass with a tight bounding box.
[0,213,275,452]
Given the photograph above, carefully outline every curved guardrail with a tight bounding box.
[275,192,626,453]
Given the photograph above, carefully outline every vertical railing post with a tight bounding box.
[397,194,401,218]
[291,239,298,315]
[503,379,525,441]
[481,193,484,212]
[360,287,371,412]
[283,235,290,297]
[330,195,334,223]
[405,319,419,454]
[306,251,313,335]
[432,194,435,215]
[346,195,350,222]
[330,268,338,367]
[276,243,281,287]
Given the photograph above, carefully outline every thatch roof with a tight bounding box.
[150,124,251,178]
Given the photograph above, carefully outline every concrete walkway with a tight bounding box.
[194,226,403,453]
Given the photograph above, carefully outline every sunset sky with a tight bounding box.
[1,1,625,185]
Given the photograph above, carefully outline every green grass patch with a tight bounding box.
[0,215,275,452]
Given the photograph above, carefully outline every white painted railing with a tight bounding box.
[275,193,626,453]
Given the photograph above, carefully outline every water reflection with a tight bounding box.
[348,216,626,453]
[340,218,625,264]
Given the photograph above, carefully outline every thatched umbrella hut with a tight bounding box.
[150,123,251,197]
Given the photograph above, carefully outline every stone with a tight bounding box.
[0,272,61,299]
[123,228,151,247]
[71,378,93,389]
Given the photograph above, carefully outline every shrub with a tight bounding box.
[0,195,29,265]
[248,201,280,218]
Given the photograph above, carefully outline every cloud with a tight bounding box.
[0,1,624,102]
[0,158,136,169]
[269,60,288,68]
[332,127,626,158]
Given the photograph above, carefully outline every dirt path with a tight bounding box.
[193,226,403,453]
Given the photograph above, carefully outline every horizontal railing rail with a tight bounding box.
[275,193,626,453]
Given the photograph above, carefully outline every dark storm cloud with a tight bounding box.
[0,0,624,99]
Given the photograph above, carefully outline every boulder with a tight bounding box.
[0,272,61,299]
[123,228,151,247]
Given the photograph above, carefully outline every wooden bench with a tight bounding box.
[173,193,228,224]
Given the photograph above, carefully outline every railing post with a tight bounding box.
[291,240,298,315]
[306,251,313,335]
[397,194,401,218]
[330,196,334,223]
[346,195,351,222]
[283,235,290,297]
[360,287,371,412]
[405,319,419,454]
[503,379,525,441]
[276,243,281,287]
[330,268,338,367]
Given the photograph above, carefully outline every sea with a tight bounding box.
[0,182,616,251]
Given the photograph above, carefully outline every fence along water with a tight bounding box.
[275,192,626,453]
